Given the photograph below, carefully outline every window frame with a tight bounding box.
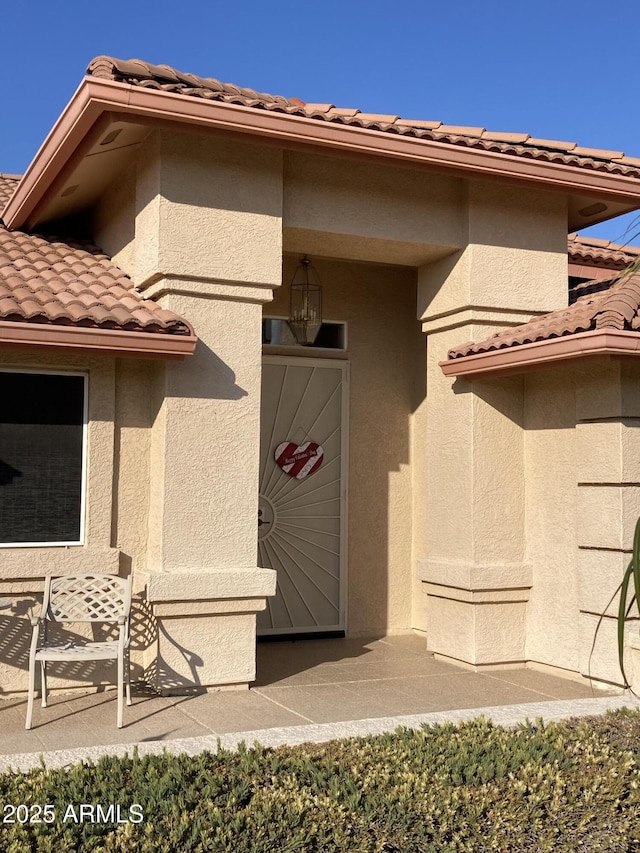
[0,367,88,548]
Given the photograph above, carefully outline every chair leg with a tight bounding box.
[125,650,132,707]
[117,652,124,728]
[26,655,37,730]
[40,661,47,708]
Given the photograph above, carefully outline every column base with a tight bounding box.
[139,568,276,694]
[419,559,532,667]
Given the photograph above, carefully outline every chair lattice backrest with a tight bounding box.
[44,574,132,623]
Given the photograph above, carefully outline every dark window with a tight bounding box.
[0,372,86,545]
[262,319,346,349]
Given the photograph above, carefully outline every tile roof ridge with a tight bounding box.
[568,233,640,252]
[87,56,305,108]
[593,271,640,330]
[568,233,640,271]
[569,234,611,248]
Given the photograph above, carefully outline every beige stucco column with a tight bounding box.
[417,181,568,668]
[574,360,640,687]
[129,131,282,691]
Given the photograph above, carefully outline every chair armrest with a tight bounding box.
[117,615,127,625]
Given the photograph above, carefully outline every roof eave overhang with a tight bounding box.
[6,77,640,230]
[440,329,640,379]
[0,320,197,360]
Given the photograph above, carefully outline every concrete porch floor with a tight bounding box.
[0,634,627,772]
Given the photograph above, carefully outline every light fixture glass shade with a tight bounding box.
[289,256,323,345]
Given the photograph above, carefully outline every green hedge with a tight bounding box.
[1,711,640,851]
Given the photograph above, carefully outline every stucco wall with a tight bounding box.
[112,358,155,576]
[93,161,137,274]
[283,150,465,267]
[268,257,423,635]
[524,359,640,685]
[98,126,283,578]
[94,130,283,292]
[524,366,580,673]
[151,132,282,287]
[146,291,264,572]
[418,181,568,322]
[416,179,569,667]
[411,342,429,632]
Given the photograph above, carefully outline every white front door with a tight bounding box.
[258,356,348,635]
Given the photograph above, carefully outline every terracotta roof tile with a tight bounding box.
[86,305,111,324]
[395,119,443,130]
[88,56,294,107]
[481,131,530,144]
[297,103,334,113]
[325,108,361,118]
[0,227,192,337]
[437,125,485,137]
[572,146,625,160]
[0,174,20,216]
[448,270,640,360]
[356,113,400,125]
[526,138,577,151]
[86,56,640,180]
[568,234,640,269]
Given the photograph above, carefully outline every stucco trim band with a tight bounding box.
[0,547,120,581]
[153,599,269,617]
[424,584,530,605]
[418,559,532,590]
[141,569,277,603]
[421,305,547,336]
[141,275,276,304]
[0,320,197,359]
[7,77,640,231]
[440,329,640,378]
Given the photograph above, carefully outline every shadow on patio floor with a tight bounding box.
[0,634,617,760]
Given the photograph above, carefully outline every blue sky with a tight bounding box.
[3,0,639,242]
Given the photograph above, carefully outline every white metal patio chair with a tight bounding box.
[26,573,133,730]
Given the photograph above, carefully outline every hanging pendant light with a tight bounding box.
[289,256,323,346]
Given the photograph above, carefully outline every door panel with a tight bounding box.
[258,357,347,634]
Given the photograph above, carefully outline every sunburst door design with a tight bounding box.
[258,357,348,635]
